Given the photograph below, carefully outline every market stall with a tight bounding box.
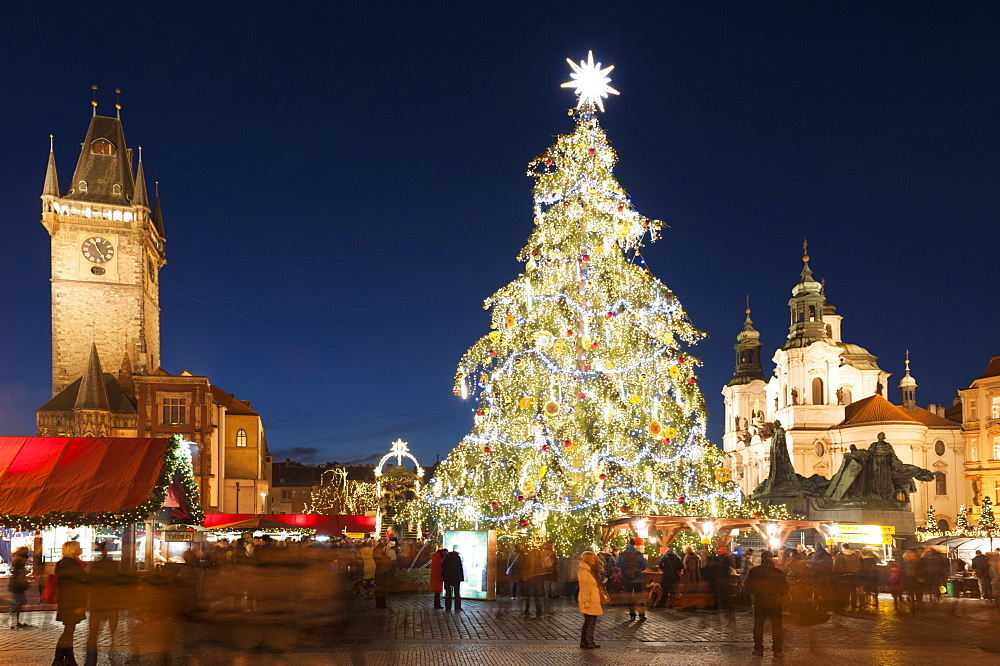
[0,435,202,571]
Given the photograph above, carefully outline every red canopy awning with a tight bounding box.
[0,437,201,528]
[202,513,376,536]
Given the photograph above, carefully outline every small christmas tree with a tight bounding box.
[924,505,937,532]
[980,496,997,531]
[957,504,970,531]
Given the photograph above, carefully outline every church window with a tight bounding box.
[91,138,115,155]
[812,377,824,405]
[112,184,122,195]
[935,472,947,496]
[236,429,248,447]
[797,310,804,323]
[78,181,88,192]
[161,395,187,425]
[808,305,817,321]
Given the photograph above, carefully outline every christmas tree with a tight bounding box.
[980,496,996,531]
[957,504,970,531]
[425,53,776,553]
[924,505,937,532]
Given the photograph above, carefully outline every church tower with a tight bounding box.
[781,241,827,350]
[40,96,165,396]
[722,301,768,459]
[899,351,917,410]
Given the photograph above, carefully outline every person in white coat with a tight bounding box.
[577,551,604,649]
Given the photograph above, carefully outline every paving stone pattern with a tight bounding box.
[1,594,999,664]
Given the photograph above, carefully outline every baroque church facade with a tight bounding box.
[34,101,270,515]
[722,251,967,530]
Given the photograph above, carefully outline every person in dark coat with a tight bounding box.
[655,548,682,608]
[506,544,525,598]
[54,540,88,665]
[743,551,788,657]
[85,541,122,666]
[441,547,465,611]
[430,547,447,609]
[8,546,31,629]
[972,550,992,600]
[617,540,647,620]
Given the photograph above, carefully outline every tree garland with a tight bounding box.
[0,436,203,530]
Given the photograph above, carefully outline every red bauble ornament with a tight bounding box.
[578,392,586,399]
[591,342,598,349]
[606,312,614,318]
[519,520,529,527]
[583,365,591,371]
[567,329,574,336]
[588,148,595,155]
[542,445,549,452]
[489,350,497,357]
[753,512,762,519]
[599,473,608,481]
[688,377,696,384]
[678,357,686,364]
[642,220,650,227]
[476,410,484,416]
[582,254,590,261]
[617,206,624,212]
[483,446,491,453]
[517,495,525,502]
[663,438,671,445]
[678,496,686,504]
[563,202,570,207]
[545,159,552,165]
[563,440,572,447]
[490,501,499,509]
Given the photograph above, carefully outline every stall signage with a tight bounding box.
[443,530,494,600]
[163,531,195,542]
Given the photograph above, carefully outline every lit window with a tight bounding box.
[236,429,247,447]
[970,438,978,462]
[812,377,824,405]
[161,395,187,425]
[970,398,978,421]
[91,138,115,155]
[992,397,1000,419]
[935,472,946,496]
[994,437,1000,461]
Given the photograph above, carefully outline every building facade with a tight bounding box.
[959,356,1000,509]
[35,104,269,514]
[722,251,966,529]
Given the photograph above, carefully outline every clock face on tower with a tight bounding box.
[82,237,114,264]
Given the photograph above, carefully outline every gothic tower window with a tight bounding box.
[78,181,88,192]
[236,428,247,447]
[812,377,824,405]
[112,184,122,195]
[808,305,817,321]
[91,138,115,155]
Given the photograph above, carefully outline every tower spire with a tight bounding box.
[42,134,60,197]
[91,85,98,116]
[899,349,917,410]
[783,242,826,349]
[115,88,121,119]
[728,296,766,386]
[152,180,164,236]
[134,146,148,207]
[73,342,111,411]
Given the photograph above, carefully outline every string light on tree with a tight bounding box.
[422,53,783,554]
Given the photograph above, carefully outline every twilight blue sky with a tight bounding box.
[0,2,997,467]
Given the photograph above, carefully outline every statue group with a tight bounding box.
[751,424,935,508]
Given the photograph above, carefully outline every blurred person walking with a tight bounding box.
[506,544,525,598]
[8,546,31,629]
[858,548,882,608]
[442,547,465,611]
[53,540,87,666]
[617,539,647,620]
[84,542,122,666]
[577,551,605,650]
[744,551,788,658]
[540,541,559,599]
[430,547,447,609]
[833,544,861,610]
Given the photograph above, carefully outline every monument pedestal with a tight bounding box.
[793,498,916,536]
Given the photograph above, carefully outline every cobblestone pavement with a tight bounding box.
[0,594,998,664]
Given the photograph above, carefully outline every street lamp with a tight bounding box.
[259,492,267,515]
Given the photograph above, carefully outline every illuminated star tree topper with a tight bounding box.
[561,50,620,112]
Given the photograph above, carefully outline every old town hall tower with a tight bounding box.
[40,100,165,396]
